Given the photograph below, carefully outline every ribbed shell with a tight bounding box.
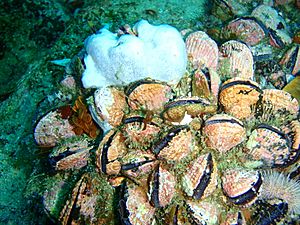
[219,77,262,119]
[219,40,254,80]
[186,31,219,70]
[203,114,246,153]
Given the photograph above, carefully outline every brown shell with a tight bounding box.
[219,40,254,80]
[163,97,217,123]
[222,18,266,46]
[283,120,300,151]
[94,86,127,127]
[149,164,176,208]
[280,45,300,76]
[246,124,294,168]
[219,77,262,119]
[191,69,221,101]
[34,109,76,147]
[222,169,262,206]
[186,31,219,70]
[203,114,246,153]
[262,89,299,121]
[152,126,194,161]
[49,137,93,171]
[181,153,218,199]
[120,184,155,225]
[96,130,127,175]
[122,115,161,149]
[126,79,174,112]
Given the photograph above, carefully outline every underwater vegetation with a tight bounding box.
[1,0,300,224]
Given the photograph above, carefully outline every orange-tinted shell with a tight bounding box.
[94,86,127,127]
[163,97,217,123]
[153,126,194,162]
[186,31,219,70]
[222,169,262,206]
[222,18,266,46]
[219,40,254,80]
[123,184,155,224]
[96,130,127,175]
[192,69,221,101]
[262,89,299,120]
[34,110,76,147]
[149,164,176,208]
[203,114,246,153]
[246,124,293,168]
[181,153,218,199]
[283,120,300,151]
[50,137,92,171]
[126,80,173,112]
[186,200,220,224]
[280,45,300,76]
[219,78,262,119]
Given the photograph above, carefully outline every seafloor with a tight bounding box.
[0,0,299,224]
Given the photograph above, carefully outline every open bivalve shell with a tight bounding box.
[181,153,218,200]
[125,79,174,112]
[222,169,263,207]
[219,77,262,120]
[203,114,246,153]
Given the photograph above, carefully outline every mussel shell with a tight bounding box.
[149,164,176,208]
[220,211,246,225]
[182,153,218,199]
[34,109,76,147]
[222,169,262,206]
[203,114,246,153]
[247,124,297,168]
[125,79,174,112]
[152,126,194,161]
[280,45,300,76]
[219,77,262,119]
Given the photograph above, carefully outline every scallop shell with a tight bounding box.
[94,86,127,128]
[186,31,219,70]
[152,126,194,162]
[219,40,254,80]
[222,169,262,206]
[192,68,221,101]
[203,114,246,153]
[261,89,299,121]
[181,153,218,199]
[34,109,76,147]
[49,137,93,171]
[222,17,266,46]
[120,184,155,225]
[186,200,220,225]
[96,129,127,175]
[163,96,217,123]
[126,79,174,112]
[246,124,295,168]
[219,77,262,119]
[149,164,176,208]
[122,115,161,149]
